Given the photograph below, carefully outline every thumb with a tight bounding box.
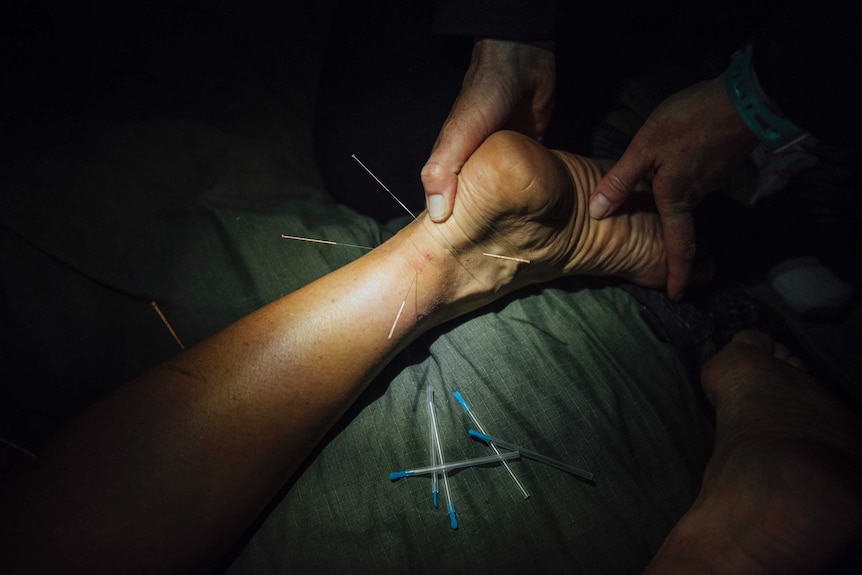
[422,97,504,223]
[420,157,459,223]
[421,117,491,222]
[589,153,652,220]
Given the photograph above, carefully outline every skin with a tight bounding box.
[589,74,759,300]
[421,42,760,300]
[421,39,556,223]
[0,131,664,574]
[645,330,862,574]
[4,131,857,574]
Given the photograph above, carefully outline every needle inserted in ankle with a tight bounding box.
[481,253,531,264]
[351,154,527,265]
[351,154,417,220]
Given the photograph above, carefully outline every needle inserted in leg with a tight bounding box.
[353,153,531,269]
[281,234,375,250]
[151,301,185,350]
[351,154,417,220]
[151,301,209,383]
[0,436,36,459]
[388,271,417,340]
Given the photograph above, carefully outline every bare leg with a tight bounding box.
[0,131,667,573]
[646,330,862,574]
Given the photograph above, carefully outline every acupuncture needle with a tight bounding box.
[427,386,439,508]
[469,430,594,482]
[428,387,458,529]
[280,234,375,250]
[151,300,185,350]
[454,391,530,499]
[350,154,529,264]
[351,154,417,220]
[388,270,417,339]
[151,300,208,383]
[390,451,519,480]
[0,436,36,460]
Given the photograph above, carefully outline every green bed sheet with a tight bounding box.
[1,114,713,575]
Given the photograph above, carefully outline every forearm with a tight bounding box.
[0,218,478,573]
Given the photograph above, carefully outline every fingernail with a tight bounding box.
[427,194,445,221]
[588,193,611,219]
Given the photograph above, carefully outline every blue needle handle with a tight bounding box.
[454,391,530,499]
[448,502,458,530]
[453,391,471,412]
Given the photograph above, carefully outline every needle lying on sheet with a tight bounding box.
[428,387,458,529]
[427,386,439,507]
[454,391,530,499]
[469,430,594,482]
[389,451,519,481]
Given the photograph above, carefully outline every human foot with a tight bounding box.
[645,330,862,574]
[424,130,667,295]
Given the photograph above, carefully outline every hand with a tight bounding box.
[420,39,555,223]
[588,75,758,299]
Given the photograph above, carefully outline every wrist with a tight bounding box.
[725,43,808,151]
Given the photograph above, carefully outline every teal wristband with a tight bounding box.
[725,43,808,151]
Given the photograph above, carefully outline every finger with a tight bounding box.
[420,161,458,222]
[422,89,509,222]
[421,117,496,222]
[659,209,697,300]
[422,124,488,223]
[589,148,652,220]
